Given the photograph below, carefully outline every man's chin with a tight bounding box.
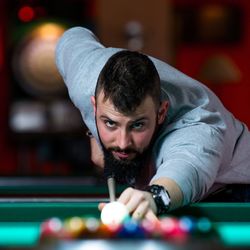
[103,149,144,185]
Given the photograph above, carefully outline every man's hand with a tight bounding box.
[99,187,159,222]
[99,178,183,222]
[118,187,158,221]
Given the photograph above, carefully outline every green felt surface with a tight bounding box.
[217,222,250,246]
[0,222,40,247]
[0,187,250,248]
[0,202,250,222]
[0,203,249,247]
[0,202,100,221]
[1,221,250,247]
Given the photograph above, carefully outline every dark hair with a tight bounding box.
[95,50,161,114]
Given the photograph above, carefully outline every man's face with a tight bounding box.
[91,91,167,184]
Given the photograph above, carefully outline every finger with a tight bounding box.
[98,202,106,211]
[117,187,134,204]
[145,210,159,223]
[131,201,149,221]
[125,191,146,213]
[126,190,153,214]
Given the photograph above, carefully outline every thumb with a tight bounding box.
[98,202,107,211]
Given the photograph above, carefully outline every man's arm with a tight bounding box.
[150,177,183,210]
[89,137,104,169]
[99,126,224,221]
[116,177,183,222]
[90,134,183,220]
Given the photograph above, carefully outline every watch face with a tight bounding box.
[147,185,171,215]
[160,189,170,206]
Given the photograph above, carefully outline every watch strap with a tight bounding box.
[146,184,171,215]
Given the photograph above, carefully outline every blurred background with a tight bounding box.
[0,0,249,181]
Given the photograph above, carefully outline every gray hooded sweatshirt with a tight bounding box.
[56,27,250,205]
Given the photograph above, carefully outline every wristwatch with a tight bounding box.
[146,184,171,215]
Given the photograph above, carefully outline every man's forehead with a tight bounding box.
[96,92,156,118]
[95,90,108,103]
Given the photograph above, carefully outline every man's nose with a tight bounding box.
[117,129,132,150]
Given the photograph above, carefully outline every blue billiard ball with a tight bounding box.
[116,219,146,239]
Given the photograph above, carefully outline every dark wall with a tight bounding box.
[174,0,250,125]
[0,0,250,175]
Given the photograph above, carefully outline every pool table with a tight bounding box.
[0,178,250,249]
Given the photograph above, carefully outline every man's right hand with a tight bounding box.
[98,187,159,223]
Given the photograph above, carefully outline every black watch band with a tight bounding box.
[146,184,171,215]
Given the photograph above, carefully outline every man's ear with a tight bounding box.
[157,101,168,125]
[91,96,96,114]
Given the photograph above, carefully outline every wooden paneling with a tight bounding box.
[96,0,173,63]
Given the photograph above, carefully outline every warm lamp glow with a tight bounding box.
[33,23,65,41]
[12,22,66,96]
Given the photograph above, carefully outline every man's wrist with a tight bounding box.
[146,184,171,215]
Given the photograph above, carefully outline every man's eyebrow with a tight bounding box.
[100,115,114,120]
[99,115,149,124]
[130,117,149,123]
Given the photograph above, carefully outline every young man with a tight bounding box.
[56,27,250,221]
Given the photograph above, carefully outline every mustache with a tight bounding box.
[108,147,138,154]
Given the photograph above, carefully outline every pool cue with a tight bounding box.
[107,177,116,202]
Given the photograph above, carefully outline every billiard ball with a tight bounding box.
[100,201,129,227]
[179,216,195,233]
[117,219,146,239]
[41,217,63,238]
[82,217,102,238]
[195,217,213,236]
[141,219,160,238]
[63,216,85,238]
[160,217,188,242]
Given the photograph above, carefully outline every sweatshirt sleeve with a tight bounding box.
[56,27,103,79]
[55,27,122,141]
[151,123,225,206]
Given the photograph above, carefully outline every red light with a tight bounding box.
[18,6,35,22]
[0,28,3,70]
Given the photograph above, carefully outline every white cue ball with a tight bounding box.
[101,201,129,226]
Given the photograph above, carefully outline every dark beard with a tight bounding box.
[102,146,149,186]
[95,113,160,186]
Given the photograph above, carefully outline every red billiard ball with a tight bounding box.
[141,219,161,238]
[160,217,188,242]
[41,217,63,238]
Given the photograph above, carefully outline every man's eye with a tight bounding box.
[105,120,116,128]
[132,122,144,130]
